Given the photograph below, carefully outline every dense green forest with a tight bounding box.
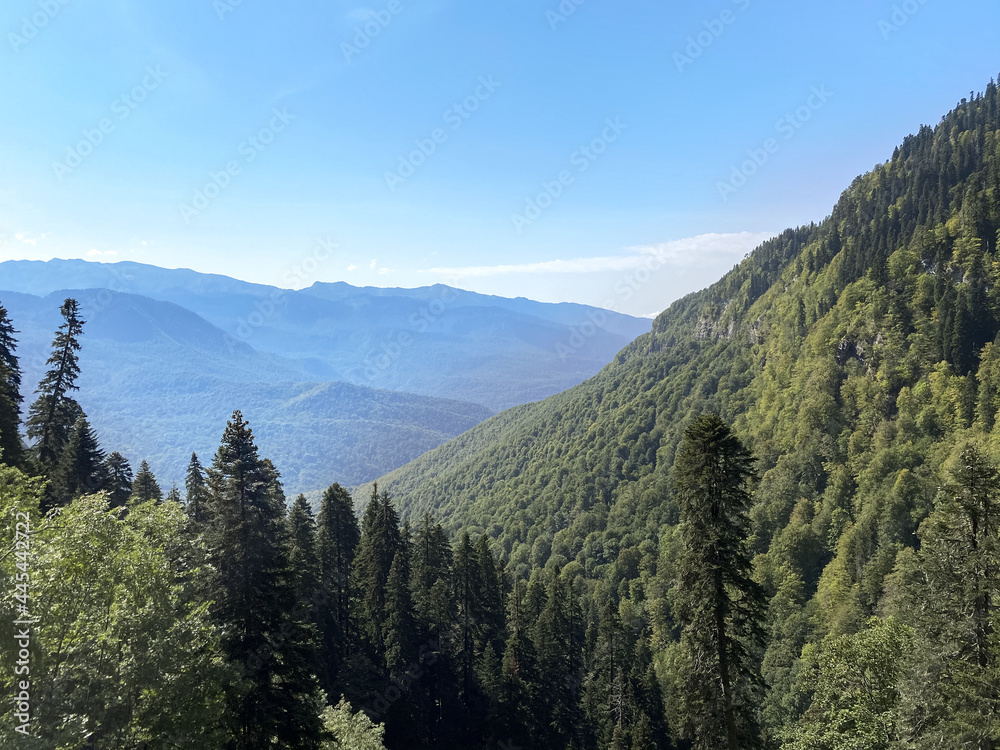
[3,77,1000,748]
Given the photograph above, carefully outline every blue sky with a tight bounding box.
[1,0,997,317]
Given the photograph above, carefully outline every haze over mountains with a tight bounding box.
[0,260,649,493]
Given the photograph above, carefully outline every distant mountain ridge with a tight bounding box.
[0,259,650,411]
[0,260,648,492]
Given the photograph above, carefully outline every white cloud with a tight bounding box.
[15,232,47,246]
[346,263,358,271]
[86,249,119,257]
[378,267,393,275]
[421,232,774,278]
[369,259,377,270]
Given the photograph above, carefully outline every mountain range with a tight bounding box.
[0,262,649,493]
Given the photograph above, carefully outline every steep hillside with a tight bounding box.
[2,289,489,493]
[375,79,1000,725]
[0,261,650,410]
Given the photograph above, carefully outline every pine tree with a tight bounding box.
[410,512,453,638]
[165,485,183,504]
[315,482,360,693]
[132,459,163,503]
[103,451,133,508]
[51,415,106,505]
[895,445,1000,749]
[26,298,85,470]
[382,550,418,674]
[499,578,538,749]
[0,302,24,467]
[352,485,402,658]
[475,535,506,655]
[533,567,586,749]
[185,452,209,524]
[203,410,323,750]
[287,494,321,627]
[452,532,480,703]
[671,414,766,750]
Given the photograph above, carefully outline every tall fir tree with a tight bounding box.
[0,302,24,467]
[203,410,323,750]
[51,415,106,505]
[287,494,321,635]
[499,577,539,749]
[382,549,418,675]
[102,451,133,508]
[352,485,402,659]
[410,511,453,639]
[315,482,360,693]
[670,414,766,750]
[26,298,85,471]
[132,459,163,503]
[185,452,209,524]
[895,445,1000,749]
[532,566,586,749]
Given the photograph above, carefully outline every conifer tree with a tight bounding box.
[895,445,1000,748]
[671,414,766,750]
[532,567,586,748]
[499,578,538,749]
[410,512,453,638]
[0,302,24,467]
[203,410,323,750]
[165,484,183,504]
[103,451,133,508]
[287,494,321,630]
[352,485,402,658]
[132,459,163,503]
[316,482,360,691]
[452,532,480,702]
[185,452,209,524]
[51,415,106,505]
[475,534,506,654]
[382,549,418,674]
[26,298,85,470]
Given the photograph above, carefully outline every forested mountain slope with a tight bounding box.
[374,80,1000,736]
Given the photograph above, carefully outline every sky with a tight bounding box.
[0,0,998,318]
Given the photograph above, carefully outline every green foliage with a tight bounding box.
[0,481,232,748]
[784,617,912,750]
[320,698,387,750]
